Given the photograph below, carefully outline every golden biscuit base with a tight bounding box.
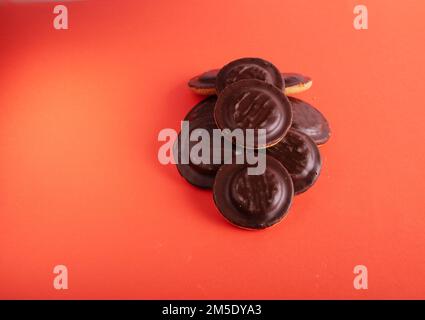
[284,80,313,95]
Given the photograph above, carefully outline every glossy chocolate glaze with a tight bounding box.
[267,129,321,194]
[214,79,292,149]
[184,95,216,126]
[216,58,283,93]
[188,70,311,93]
[290,96,331,145]
[213,155,294,229]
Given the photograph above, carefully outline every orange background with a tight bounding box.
[1,0,425,299]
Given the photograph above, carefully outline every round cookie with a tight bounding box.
[213,155,294,230]
[216,58,283,93]
[214,79,292,149]
[174,128,222,189]
[184,95,217,126]
[174,97,231,189]
[290,96,331,145]
[267,129,322,194]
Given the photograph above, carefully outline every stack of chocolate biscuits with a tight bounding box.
[175,58,330,230]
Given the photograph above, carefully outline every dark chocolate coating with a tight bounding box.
[175,97,228,188]
[213,155,294,229]
[188,69,311,93]
[184,95,217,126]
[214,79,292,149]
[216,58,283,93]
[267,129,321,194]
[290,96,331,145]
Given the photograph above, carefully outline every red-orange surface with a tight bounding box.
[1,0,425,299]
